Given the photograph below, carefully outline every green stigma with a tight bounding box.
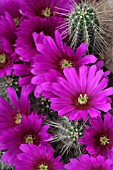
[0,54,6,64]
[100,136,109,146]
[38,164,48,170]
[78,94,88,105]
[61,59,73,69]
[14,18,20,26]
[15,114,22,125]
[25,135,34,144]
[41,7,51,17]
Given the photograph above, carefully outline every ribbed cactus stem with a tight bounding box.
[68,3,100,52]
[48,117,84,156]
[58,0,112,56]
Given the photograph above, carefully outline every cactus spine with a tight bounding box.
[48,116,84,156]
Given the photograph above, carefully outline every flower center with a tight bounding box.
[25,135,33,144]
[60,59,73,69]
[14,18,20,26]
[78,94,88,105]
[38,164,48,170]
[0,53,6,64]
[15,113,22,125]
[25,134,34,144]
[41,7,51,17]
[100,136,109,146]
[0,53,11,69]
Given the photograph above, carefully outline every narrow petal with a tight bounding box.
[79,66,87,94]
[7,86,20,111]
[95,103,111,112]
[75,43,88,59]
[58,106,75,116]
[55,30,63,48]
[103,87,113,96]
[88,108,100,117]
[63,67,81,93]
[87,69,104,95]
[20,89,30,115]
[79,54,97,65]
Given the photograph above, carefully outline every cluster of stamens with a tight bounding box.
[25,134,35,144]
[60,59,73,69]
[0,53,10,69]
[14,18,20,26]
[41,7,51,17]
[38,164,48,170]
[100,136,110,146]
[78,94,88,105]
[15,113,22,125]
[0,53,6,64]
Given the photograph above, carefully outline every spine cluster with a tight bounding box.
[48,116,84,156]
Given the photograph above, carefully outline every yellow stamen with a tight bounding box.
[14,18,20,26]
[38,164,48,170]
[100,136,109,146]
[41,7,51,17]
[78,94,88,105]
[60,59,73,69]
[25,134,34,144]
[0,53,6,64]
[15,114,22,125]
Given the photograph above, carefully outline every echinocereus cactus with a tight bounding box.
[58,0,113,55]
[48,116,84,156]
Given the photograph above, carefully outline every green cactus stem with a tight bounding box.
[58,0,113,56]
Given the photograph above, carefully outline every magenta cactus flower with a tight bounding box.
[32,30,97,97]
[0,13,17,45]
[0,86,30,133]
[65,154,113,170]
[0,0,21,18]
[20,0,77,18]
[14,144,64,170]
[0,12,18,76]
[42,66,113,121]
[79,112,113,157]
[32,30,97,75]
[0,113,52,166]
[15,17,64,62]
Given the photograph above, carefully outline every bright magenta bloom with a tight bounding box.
[15,17,63,62]
[0,113,51,166]
[14,144,63,170]
[32,30,97,76]
[65,155,113,170]
[42,66,113,120]
[79,112,113,157]
[20,0,76,18]
[0,13,17,76]
[0,86,30,133]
